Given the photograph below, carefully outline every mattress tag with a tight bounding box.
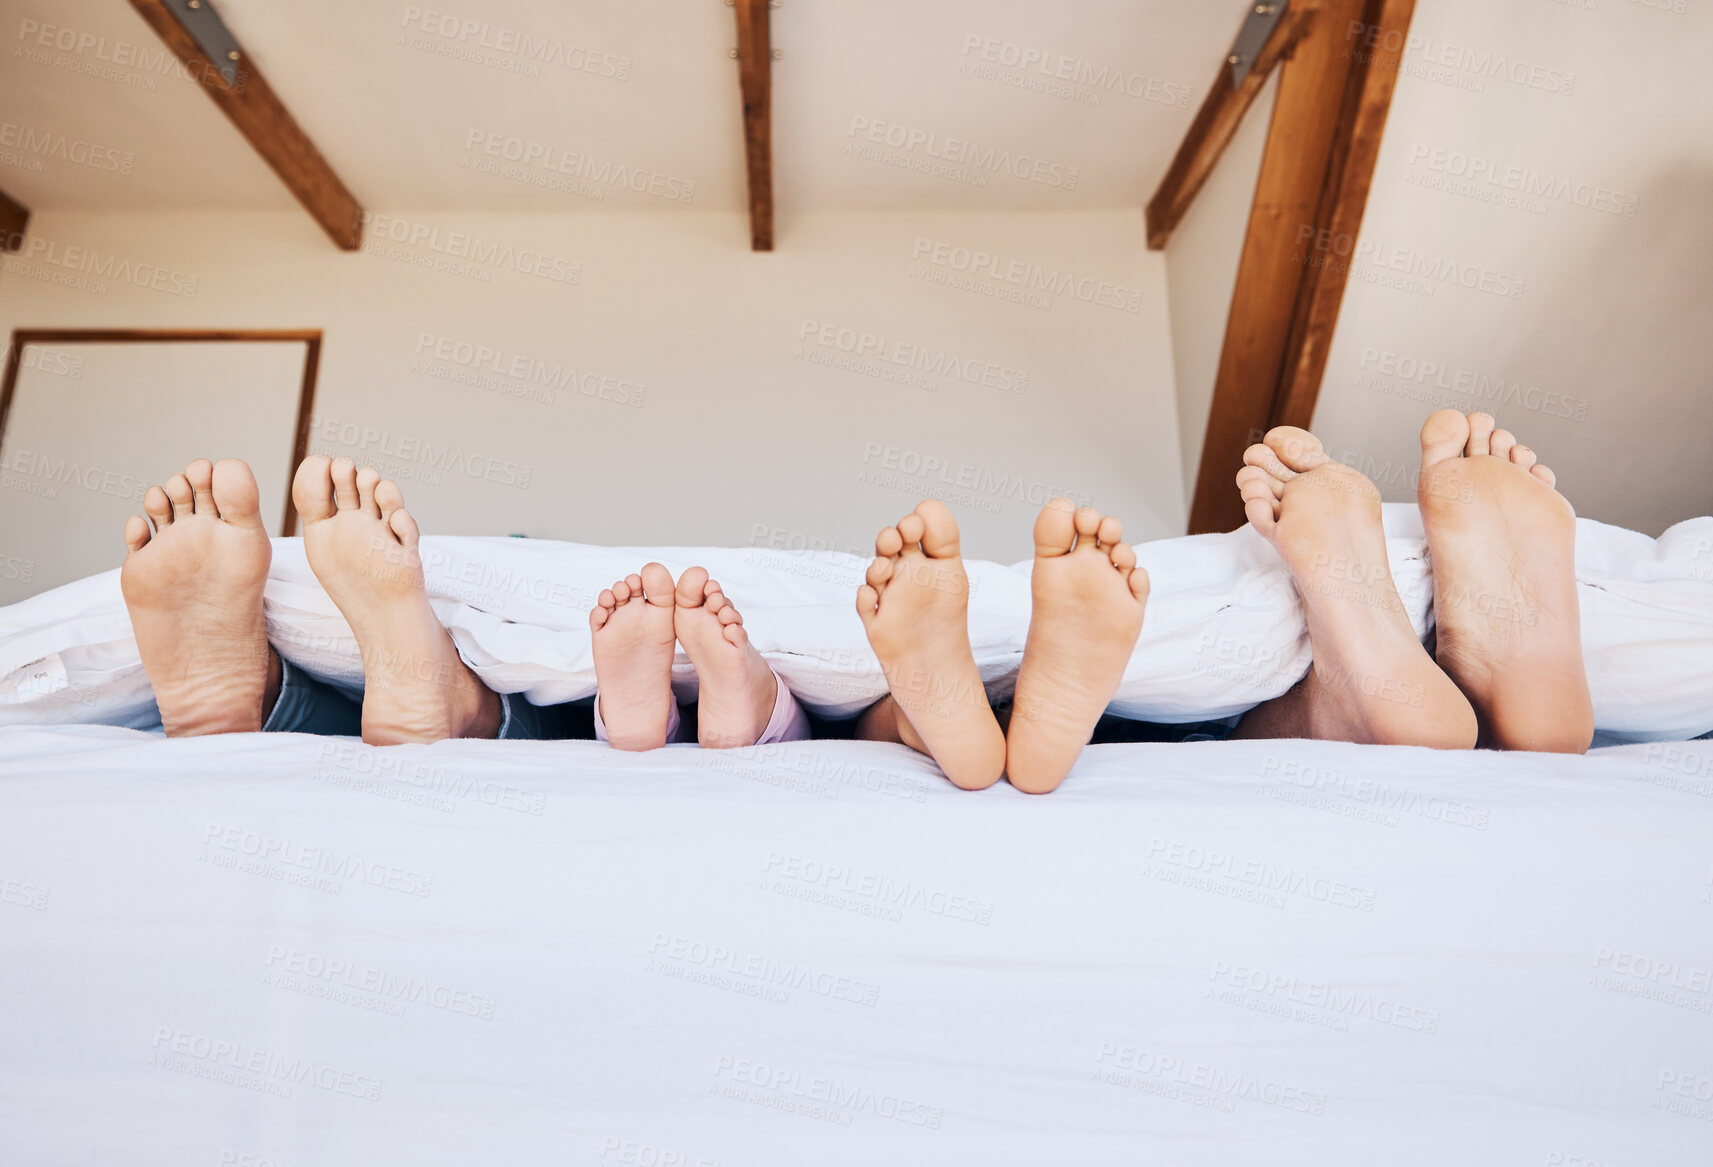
[0,654,69,704]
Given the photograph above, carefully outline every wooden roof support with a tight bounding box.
[1146,1,1317,251]
[1186,0,1415,534]
[0,188,27,252]
[126,0,364,250]
[733,0,774,251]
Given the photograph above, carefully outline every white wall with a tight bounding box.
[1165,72,1277,504]
[0,209,1183,579]
[1308,0,1713,535]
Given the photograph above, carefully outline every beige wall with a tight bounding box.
[1165,72,1277,506]
[1308,0,1713,535]
[1164,3,1712,537]
[0,209,1181,586]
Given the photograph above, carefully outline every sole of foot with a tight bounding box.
[121,458,279,735]
[856,499,1005,791]
[589,562,679,751]
[1005,499,1150,794]
[293,455,500,745]
[1417,410,1591,753]
[673,567,779,749]
[1233,426,1478,749]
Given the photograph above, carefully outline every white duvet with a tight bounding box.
[2,725,1710,1165]
[3,504,1710,740]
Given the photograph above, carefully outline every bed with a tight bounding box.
[4,508,1711,1162]
[3,724,1711,1164]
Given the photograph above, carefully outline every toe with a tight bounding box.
[1464,412,1495,457]
[723,621,750,648]
[896,512,925,552]
[1509,444,1538,473]
[292,455,337,524]
[1242,441,1297,485]
[1488,428,1517,462]
[374,478,405,518]
[866,556,894,589]
[703,590,730,617]
[1032,497,1079,558]
[211,459,263,526]
[875,526,903,558]
[1073,506,1102,547]
[185,459,217,516]
[144,484,173,531]
[1263,426,1329,474]
[330,457,360,511]
[1110,541,1137,572]
[164,474,193,519]
[716,603,742,626]
[676,565,711,608]
[1243,494,1278,538]
[1419,409,1471,467]
[856,583,880,622]
[1236,464,1281,499]
[355,466,382,518]
[590,596,612,631]
[639,562,676,606]
[1095,514,1123,548]
[611,577,635,605]
[913,499,961,559]
[1123,555,1151,603]
[386,506,419,550]
[123,514,151,552]
[1236,466,1282,529]
[1530,463,1557,488]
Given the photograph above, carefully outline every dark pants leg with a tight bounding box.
[263,657,592,740]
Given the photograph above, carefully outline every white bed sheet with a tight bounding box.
[2,726,1710,1165]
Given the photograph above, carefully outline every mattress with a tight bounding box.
[3,725,1710,1165]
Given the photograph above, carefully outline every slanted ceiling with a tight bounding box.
[6,0,1261,215]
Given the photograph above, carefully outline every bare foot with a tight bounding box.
[589,563,678,751]
[1232,427,1477,749]
[293,455,500,745]
[121,458,280,735]
[1417,410,1591,753]
[1005,500,1150,794]
[854,500,1004,791]
[673,567,778,748]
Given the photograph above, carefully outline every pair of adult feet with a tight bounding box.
[852,409,1591,795]
[122,455,500,743]
[853,496,1149,795]
[121,455,786,749]
[1235,409,1590,755]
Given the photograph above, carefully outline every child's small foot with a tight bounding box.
[674,567,780,749]
[590,563,679,750]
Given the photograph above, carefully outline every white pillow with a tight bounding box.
[2,507,1709,739]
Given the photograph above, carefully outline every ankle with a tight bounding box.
[457,681,504,739]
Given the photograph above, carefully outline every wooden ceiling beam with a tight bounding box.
[126,0,364,250]
[1186,0,1415,534]
[1146,1,1318,251]
[733,0,774,251]
[0,188,27,252]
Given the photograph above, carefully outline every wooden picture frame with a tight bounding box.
[0,328,323,536]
